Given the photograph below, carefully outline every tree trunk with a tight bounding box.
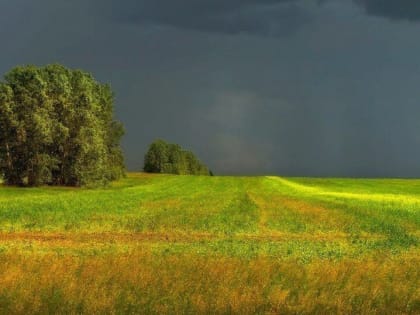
[3,141,21,185]
[5,142,13,175]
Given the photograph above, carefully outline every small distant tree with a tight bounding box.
[143,139,210,176]
[0,64,125,187]
[144,139,169,173]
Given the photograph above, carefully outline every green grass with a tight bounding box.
[0,173,419,314]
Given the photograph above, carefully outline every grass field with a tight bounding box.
[0,173,419,314]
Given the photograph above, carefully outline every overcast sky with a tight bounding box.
[1,0,420,177]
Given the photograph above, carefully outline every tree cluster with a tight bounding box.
[144,139,211,175]
[0,64,125,187]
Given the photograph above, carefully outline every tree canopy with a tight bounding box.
[0,64,125,187]
[144,139,210,175]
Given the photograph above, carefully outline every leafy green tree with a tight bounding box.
[144,139,169,173]
[1,66,56,186]
[0,83,22,185]
[0,64,125,187]
[144,139,210,176]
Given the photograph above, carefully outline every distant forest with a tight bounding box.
[144,139,211,176]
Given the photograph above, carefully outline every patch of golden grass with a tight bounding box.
[0,230,385,250]
[0,250,418,314]
[239,231,385,242]
[0,231,216,244]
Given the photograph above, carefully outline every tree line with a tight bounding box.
[0,64,125,186]
[144,139,211,176]
[0,64,212,186]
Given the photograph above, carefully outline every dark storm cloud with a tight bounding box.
[100,0,313,36]
[2,0,420,177]
[353,0,420,21]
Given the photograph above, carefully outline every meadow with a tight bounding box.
[0,173,418,314]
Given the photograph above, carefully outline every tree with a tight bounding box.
[0,83,22,185]
[143,139,210,176]
[0,64,125,187]
[144,139,169,173]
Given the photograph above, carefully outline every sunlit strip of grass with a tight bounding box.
[269,176,420,209]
